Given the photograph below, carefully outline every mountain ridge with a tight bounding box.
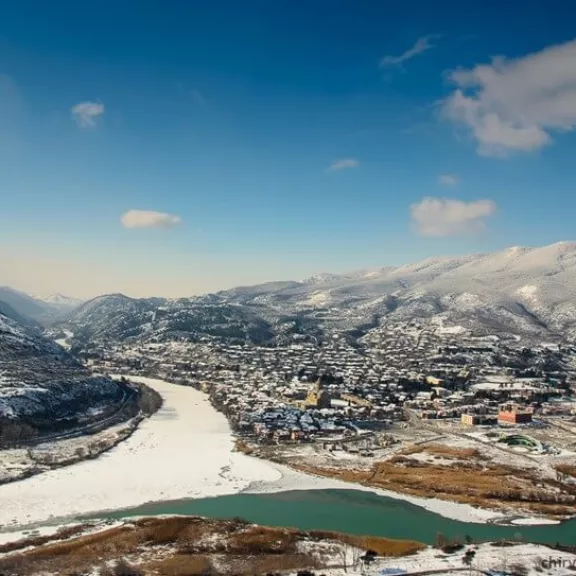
[56,241,576,347]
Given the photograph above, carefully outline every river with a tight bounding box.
[2,376,574,547]
[97,489,576,546]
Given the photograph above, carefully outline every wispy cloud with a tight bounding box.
[380,35,439,68]
[438,174,460,186]
[443,38,576,156]
[121,210,182,229]
[327,158,359,172]
[410,197,496,237]
[71,101,104,128]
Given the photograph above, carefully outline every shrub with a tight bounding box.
[435,533,448,549]
[509,562,529,576]
[101,559,143,576]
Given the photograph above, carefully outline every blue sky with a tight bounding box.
[1,0,576,297]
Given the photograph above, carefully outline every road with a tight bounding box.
[25,382,138,446]
[402,408,540,464]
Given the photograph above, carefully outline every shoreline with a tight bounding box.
[0,375,564,533]
[240,460,566,527]
[157,377,571,525]
[0,378,161,487]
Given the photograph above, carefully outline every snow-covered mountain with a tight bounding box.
[0,287,82,325]
[63,293,276,346]
[41,293,84,310]
[0,287,53,324]
[58,241,576,346]
[0,309,128,444]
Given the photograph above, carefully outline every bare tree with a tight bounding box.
[337,544,362,573]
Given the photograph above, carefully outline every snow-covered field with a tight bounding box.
[351,543,576,576]
[0,376,557,532]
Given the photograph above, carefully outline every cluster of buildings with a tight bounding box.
[80,321,576,445]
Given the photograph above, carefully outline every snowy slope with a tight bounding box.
[0,311,126,438]
[59,242,576,345]
[213,241,576,340]
[63,294,275,345]
[40,293,84,311]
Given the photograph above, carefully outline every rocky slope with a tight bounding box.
[58,242,576,347]
[0,308,130,446]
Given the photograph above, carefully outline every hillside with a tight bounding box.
[64,294,276,347]
[0,516,424,576]
[0,309,133,446]
[0,516,573,576]
[58,242,576,347]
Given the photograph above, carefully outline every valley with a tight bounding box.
[1,242,576,574]
[0,304,161,484]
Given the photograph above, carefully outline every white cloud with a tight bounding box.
[410,197,496,237]
[71,101,105,128]
[121,210,182,229]
[443,38,576,156]
[328,158,359,171]
[438,173,460,186]
[380,35,438,68]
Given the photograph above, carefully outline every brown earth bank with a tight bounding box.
[236,441,576,520]
[0,516,425,576]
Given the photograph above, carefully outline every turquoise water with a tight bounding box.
[97,489,576,546]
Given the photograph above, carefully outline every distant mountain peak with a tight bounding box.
[43,293,84,306]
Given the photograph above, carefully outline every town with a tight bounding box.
[76,320,576,454]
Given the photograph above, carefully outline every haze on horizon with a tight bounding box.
[2,2,576,298]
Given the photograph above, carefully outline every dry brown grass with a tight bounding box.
[234,438,254,455]
[309,531,424,556]
[293,453,576,520]
[227,525,298,555]
[0,523,90,554]
[556,463,576,479]
[144,554,213,576]
[0,515,424,576]
[225,553,319,574]
[402,443,481,459]
[20,524,140,558]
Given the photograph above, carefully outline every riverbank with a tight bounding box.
[233,425,576,522]
[0,516,425,576]
[1,515,574,576]
[0,379,161,486]
[0,376,564,532]
[0,377,280,530]
[241,461,508,524]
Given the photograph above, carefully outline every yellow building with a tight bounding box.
[461,413,480,426]
[298,380,332,409]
